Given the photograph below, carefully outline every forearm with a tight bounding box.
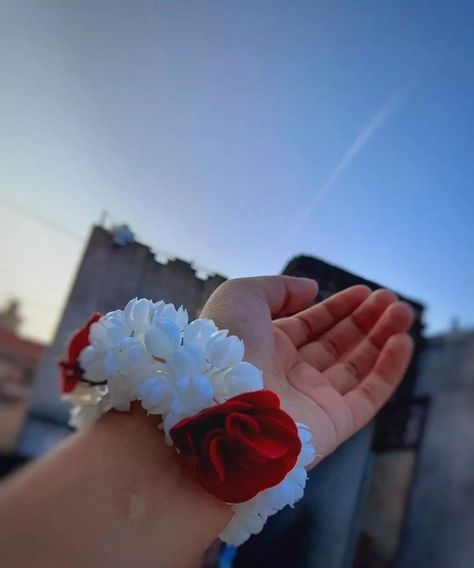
[0,405,230,568]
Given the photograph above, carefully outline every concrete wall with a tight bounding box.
[396,331,474,568]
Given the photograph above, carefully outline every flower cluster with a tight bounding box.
[62,298,316,547]
[74,298,263,434]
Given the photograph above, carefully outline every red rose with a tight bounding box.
[59,313,101,393]
[170,390,301,503]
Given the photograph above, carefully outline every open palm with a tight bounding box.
[201,276,414,467]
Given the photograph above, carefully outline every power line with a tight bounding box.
[0,194,85,242]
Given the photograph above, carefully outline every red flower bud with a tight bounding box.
[59,313,101,393]
[170,390,301,503]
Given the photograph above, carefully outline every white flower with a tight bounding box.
[183,318,218,349]
[104,337,154,377]
[220,510,268,546]
[205,331,244,370]
[166,344,206,379]
[123,298,155,334]
[78,345,109,383]
[145,320,181,358]
[296,423,316,468]
[108,374,136,411]
[103,310,126,328]
[162,411,187,442]
[286,468,307,503]
[213,361,263,402]
[138,372,214,432]
[66,387,112,429]
[152,301,188,331]
[89,317,128,350]
[171,375,214,417]
[69,404,102,430]
[138,376,174,415]
[218,515,250,546]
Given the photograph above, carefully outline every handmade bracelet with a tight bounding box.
[59,298,316,546]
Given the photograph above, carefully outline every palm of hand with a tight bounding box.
[202,277,414,467]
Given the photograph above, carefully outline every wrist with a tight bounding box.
[92,404,231,565]
[0,404,230,568]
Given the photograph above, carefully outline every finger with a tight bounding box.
[315,289,398,363]
[323,301,415,393]
[201,276,318,320]
[201,276,318,365]
[298,288,397,370]
[344,333,414,431]
[251,276,319,317]
[275,285,371,347]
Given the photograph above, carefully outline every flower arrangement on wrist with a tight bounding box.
[59,298,316,546]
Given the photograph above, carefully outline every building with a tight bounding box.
[0,301,45,456]
[396,328,474,568]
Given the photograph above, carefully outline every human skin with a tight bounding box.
[0,276,414,567]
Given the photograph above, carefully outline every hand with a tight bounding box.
[201,276,414,465]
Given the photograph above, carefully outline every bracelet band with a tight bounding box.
[59,298,316,546]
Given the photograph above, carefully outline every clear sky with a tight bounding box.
[1,0,473,343]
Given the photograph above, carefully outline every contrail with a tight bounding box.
[286,90,408,245]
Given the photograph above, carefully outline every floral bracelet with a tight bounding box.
[59,298,316,546]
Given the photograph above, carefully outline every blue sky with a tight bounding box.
[0,1,473,342]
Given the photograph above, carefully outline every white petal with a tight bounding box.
[166,344,205,378]
[183,318,218,349]
[235,511,267,534]
[205,332,244,369]
[111,338,152,376]
[108,376,134,411]
[211,371,229,403]
[160,303,176,321]
[116,338,139,369]
[219,515,251,547]
[287,466,307,488]
[290,482,305,505]
[138,376,173,414]
[173,375,213,415]
[78,345,108,383]
[224,362,263,397]
[104,349,118,374]
[123,298,136,320]
[219,506,270,546]
[133,298,153,332]
[105,310,125,328]
[175,306,189,331]
[297,423,312,444]
[152,302,188,331]
[69,405,102,429]
[144,320,181,358]
[296,442,316,468]
[88,321,107,347]
[265,478,294,511]
[162,410,185,435]
[107,324,130,345]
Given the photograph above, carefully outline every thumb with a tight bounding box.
[200,276,318,367]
